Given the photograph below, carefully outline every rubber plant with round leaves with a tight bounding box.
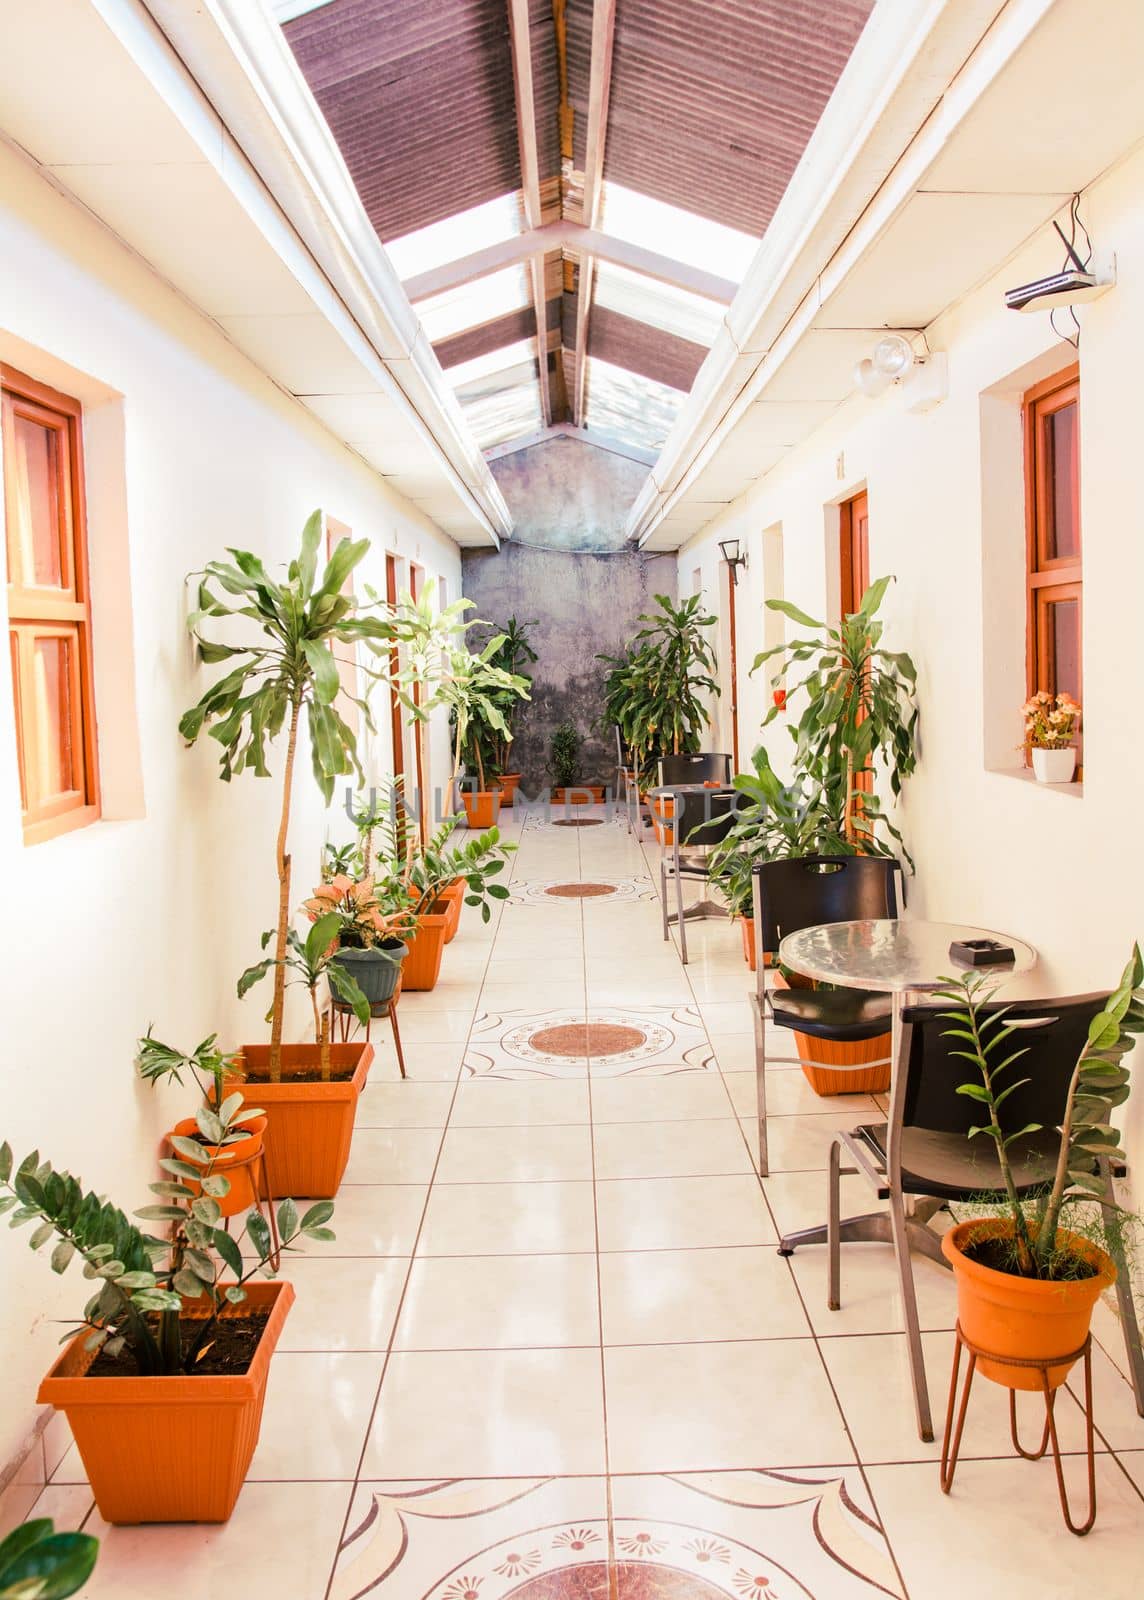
[0,1519,98,1599]
[178,512,394,1195]
[936,945,1143,1395]
[0,1115,336,1524]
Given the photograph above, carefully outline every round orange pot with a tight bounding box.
[402,904,450,989]
[166,1115,266,1218]
[440,879,466,943]
[650,793,674,845]
[461,789,502,829]
[38,1279,294,1523]
[772,972,889,1094]
[739,914,757,971]
[941,1218,1116,1391]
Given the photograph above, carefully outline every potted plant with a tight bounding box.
[0,1519,98,1598]
[479,616,537,806]
[935,947,1142,1402]
[301,878,411,1007]
[549,721,590,804]
[179,513,392,1196]
[1,1121,335,1523]
[446,636,529,828]
[402,813,515,988]
[1022,690,1081,783]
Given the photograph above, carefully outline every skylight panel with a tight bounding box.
[453,355,543,451]
[599,182,759,283]
[447,339,537,392]
[584,357,685,455]
[412,265,531,345]
[386,194,523,282]
[593,261,724,347]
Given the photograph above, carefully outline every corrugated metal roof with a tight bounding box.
[284,0,521,241]
[602,0,873,236]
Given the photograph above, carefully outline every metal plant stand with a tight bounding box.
[330,994,407,1078]
[940,1324,1097,1535]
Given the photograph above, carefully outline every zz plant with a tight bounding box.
[936,944,1143,1279]
[179,512,393,1078]
[0,1111,334,1376]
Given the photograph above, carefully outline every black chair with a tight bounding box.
[820,995,1144,1441]
[658,752,732,787]
[658,785,739,963]
[750,856,899,1176]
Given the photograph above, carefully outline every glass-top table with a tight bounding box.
[772,917,1037,1264]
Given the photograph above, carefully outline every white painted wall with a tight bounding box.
[0,144,461,1468]
[682,142,1144,1185]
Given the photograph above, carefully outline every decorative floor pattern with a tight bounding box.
[464,1007,716,1078]
[506,876,656,906]
[330,1473,901,1600]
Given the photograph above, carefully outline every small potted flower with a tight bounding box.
[301,875,412,1008]
[1022,690,1081,783]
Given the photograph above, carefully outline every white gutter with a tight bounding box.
[629,0,1043,546]
[129,0,512,544]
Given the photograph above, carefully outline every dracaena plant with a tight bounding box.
[471,616,537,775]
[136,1028,237,1110]
[237,911,373,1080]
[752,576,918,851]
[549,722,581,790]
[445,638,530,796]
[178,512,394,1078]
[0,1111,334,1376]
[0,1518,98,1600]
[936,945,1144,1279]
[599,595,718,784]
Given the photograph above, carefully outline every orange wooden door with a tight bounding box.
[840,491,869,616]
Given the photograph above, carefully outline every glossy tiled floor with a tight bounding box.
[11,804,1144,1597]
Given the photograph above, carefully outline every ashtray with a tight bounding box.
[950,938,1015,967]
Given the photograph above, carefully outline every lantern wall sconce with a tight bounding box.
[718,538,748,585]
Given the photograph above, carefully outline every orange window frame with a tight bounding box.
[2,365,100,843]
[1023,365,1081,765]
[385,553,404,781]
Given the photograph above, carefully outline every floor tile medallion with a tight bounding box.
[330,1473,902,1600]
[465,1006,715,1078]
[507,876,657,905]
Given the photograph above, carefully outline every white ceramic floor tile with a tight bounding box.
[600,1246,810,1344]
[449,1078,590,1125]
[342,1126,442,1184]
[605,1339,854,1472]
[271,1184,426,1256]
[363,1348,606,1476]
[589,1073,735,1122]
[250,1351,383,1477]
[355,1080,455,1127]
[395,1253,599,1349]
[275,1256,408,1351]
[789,1240,959,1337]
[594,1118,753,1179]
[596,1174,777,1251]
[418,1179,597,1256]
[436,1123,594,1183]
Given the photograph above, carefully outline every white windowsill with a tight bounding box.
[987,765,1084,799]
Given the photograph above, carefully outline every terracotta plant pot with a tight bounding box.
[461,788,502,829]
[498,772,521,808]
[739,914,757,972]
[942,1218,1115,1391]
[650,793,674,845]
[331,939,406,1006]
[440,879,466,944]
[772,972,890,1095]
[550,786,600,806]
[166,1114,267,1219]
[224,1042,372,1198]
[38,1279,294,1524]
[402,904,450,990]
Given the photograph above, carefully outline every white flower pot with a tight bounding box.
[1032,746,1077,784]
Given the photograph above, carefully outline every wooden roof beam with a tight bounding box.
[506,0,551,424]
[571,0,617,426]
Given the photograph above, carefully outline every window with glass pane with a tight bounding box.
[2,365,98,841]
[1024,365,1081,767]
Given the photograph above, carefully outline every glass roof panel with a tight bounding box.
[599,181,759,283]
[449,339,542,450]
[386,193,523,282]
[593,261,724,347]
[583,356,685,455]
[412,264,531,345]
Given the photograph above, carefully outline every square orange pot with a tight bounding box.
[440,879,466,943]
[225,1042,372,1198]
[38,1280,294,1524]
[402,905,449,989]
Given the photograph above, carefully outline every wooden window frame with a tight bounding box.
[408,562,426,804]
[2,364,100,844]
[385,554,404,782]
[1023,364,1081,766]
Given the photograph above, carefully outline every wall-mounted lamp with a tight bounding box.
[852,333,917,398]
[718,538,748,585]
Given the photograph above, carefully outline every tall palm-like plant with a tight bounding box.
[179,512,393,1077]
[600,594,718,784]
[751,576,917,849]
[445,638,530,794]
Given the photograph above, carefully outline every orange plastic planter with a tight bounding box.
[740,914,757,972]
[772,973,890,1095]
[440,879,466,944]
[551,786,603,806]
[498,772,521,808]
[942,1219,1115,1391]
[165,1114,267,1218]
[402,906,449,989]
[650,794,674,844]
[461,789,502,829]
[225,1043,372,1198]
[38,1279,294,1524]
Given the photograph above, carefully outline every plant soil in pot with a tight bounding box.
[942,1219,1114,1391]
[402,903,450,990]
[39,1280,294,1524]
[772,972,891,1094]
[331,939,406,1007]
[461,789,502,829]
[166,1114,267,1219]
[225,1042,373,1198]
